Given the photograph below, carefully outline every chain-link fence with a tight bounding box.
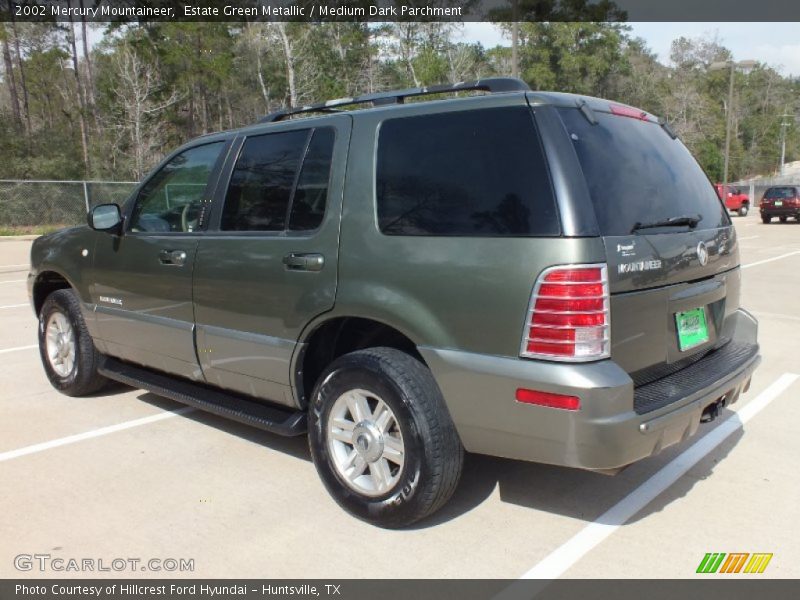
[732,170,800,206]
[0,180,138,230]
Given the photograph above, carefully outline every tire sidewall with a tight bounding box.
[39,294,78,391]
[38,290,98,395]
[309,362,427,526]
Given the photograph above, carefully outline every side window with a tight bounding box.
[130,142,225,233]
[221,127,335,232]
[376,107,559,236]
[289,128,335,231]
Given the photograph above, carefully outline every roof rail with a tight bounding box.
[259,77,530,123]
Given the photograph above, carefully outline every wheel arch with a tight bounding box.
[293,315,429,409]
[32,270,75,316]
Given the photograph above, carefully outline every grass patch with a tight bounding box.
[0,224,69,236]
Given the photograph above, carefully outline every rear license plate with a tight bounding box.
[675,307,709,351]
[775,201,783,207]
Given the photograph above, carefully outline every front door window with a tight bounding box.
[130,142,225,233]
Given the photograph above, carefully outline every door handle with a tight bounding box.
[282,253,324,272]
[159,250,187,266]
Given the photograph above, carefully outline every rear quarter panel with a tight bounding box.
[331,99,606,356]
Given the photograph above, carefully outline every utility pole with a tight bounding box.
[511,0,519,78]
[722,64,735,187]
[709,59,757,187]
[779,113,791,176]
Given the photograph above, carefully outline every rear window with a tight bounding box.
[376,107,559,236]
[764,187,796,199]
[558,108,730,236]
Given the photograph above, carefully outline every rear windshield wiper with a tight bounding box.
[631,215,701,233]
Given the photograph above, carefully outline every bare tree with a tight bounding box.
[78,0,96,120]
[447,43,480,84]
[109,43,180,179]
[265,23,318,108]
[240,22,271,111]
[0,26,22,131]
[274,22,298,107]
[390,23,421,87]
[66,14,91,173]
[9,18,32,136]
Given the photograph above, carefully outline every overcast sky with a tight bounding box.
[459,22,800,77]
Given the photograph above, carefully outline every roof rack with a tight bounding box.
[259,77,530,123]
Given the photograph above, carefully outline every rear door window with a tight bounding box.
[289,128,335,231]
[558,108,730,236]
[221,127,335,232]
[222,130,309,231]
[376,107,559,236]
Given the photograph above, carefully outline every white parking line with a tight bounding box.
[737,235,759,240]
[0,407,196,463]
[0,279,26,284]
[0,303,28,309]
[742,250,800,269]
[513,373,798,581]
[0,264,28,268]
[752,311,800,323]
[0,344,37,354]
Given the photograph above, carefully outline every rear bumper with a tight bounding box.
[420,309,760,470]
[760,206,800,217]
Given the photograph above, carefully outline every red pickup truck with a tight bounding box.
[715,184,750,216]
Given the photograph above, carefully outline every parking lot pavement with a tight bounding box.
[1,215,798,579]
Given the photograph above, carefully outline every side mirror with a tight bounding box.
[88,203,123,233]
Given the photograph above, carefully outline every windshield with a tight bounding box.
[558,108,730,236]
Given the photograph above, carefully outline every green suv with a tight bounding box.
[28,78,761,527]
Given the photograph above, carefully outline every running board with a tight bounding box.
[98,357,307,436]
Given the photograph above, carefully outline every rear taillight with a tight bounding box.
[520,264,610,361]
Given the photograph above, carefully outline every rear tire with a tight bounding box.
[738,204,749,217]
[38,289,107,396]
[762,216,771,224]
[780,216,788,223]
[308,347,463,528]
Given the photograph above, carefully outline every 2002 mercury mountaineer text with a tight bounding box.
[28,78,761,527]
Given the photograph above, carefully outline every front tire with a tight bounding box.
[738,204,749,217]
[38,289,106,396]
[308,347,463,528]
